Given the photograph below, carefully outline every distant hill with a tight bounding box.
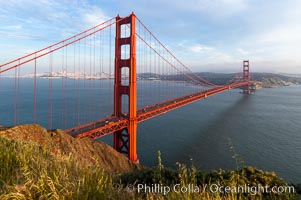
[250,73,301,88]
[138,72,301,88]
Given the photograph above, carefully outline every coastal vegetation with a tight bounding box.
[0,125,300,199]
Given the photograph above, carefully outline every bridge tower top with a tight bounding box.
[243,60,251,94]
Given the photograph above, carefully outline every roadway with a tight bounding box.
[66,81,252,139]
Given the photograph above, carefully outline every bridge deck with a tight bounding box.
[68,81,252,139]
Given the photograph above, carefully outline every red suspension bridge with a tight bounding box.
[0,13,253,162]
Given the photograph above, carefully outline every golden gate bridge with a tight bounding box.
[0,13,253,162]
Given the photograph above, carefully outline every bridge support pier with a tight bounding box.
[113,13,138,162]
[242,60,251,94]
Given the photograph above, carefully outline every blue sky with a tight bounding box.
[0,0,301,73]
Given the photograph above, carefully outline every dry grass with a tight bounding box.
[0,125,299,199]
[0,124,142,173]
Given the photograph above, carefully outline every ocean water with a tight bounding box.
[134,85,301,183]
[0,78,300,183]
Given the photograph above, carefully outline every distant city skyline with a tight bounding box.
[1,0,301,74]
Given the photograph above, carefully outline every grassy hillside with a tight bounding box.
[0,125,300,199]
[0,135,127,199]
[0,125,141,173]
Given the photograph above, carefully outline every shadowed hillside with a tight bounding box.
[0,124,142,173]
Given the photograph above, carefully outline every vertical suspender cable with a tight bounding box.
[14,67,17,125]
[17,60,20,124]
[48,51,53,129]
[77,40,81,126]
[34,56,37,124]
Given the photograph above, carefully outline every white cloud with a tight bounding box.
[195,0,248,17]
[0,0,111,68]
[2,25,22,30]
[0,0,109,38]
[146,0,247,18]
[83,7,108,27]
[236,48,249,55]
[187,44,235,68]
[190,44,214,53]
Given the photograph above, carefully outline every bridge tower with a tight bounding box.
[113,13,138,162]
[242,60,251,94]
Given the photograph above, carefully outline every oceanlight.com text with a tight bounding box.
[129,183,295,196]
